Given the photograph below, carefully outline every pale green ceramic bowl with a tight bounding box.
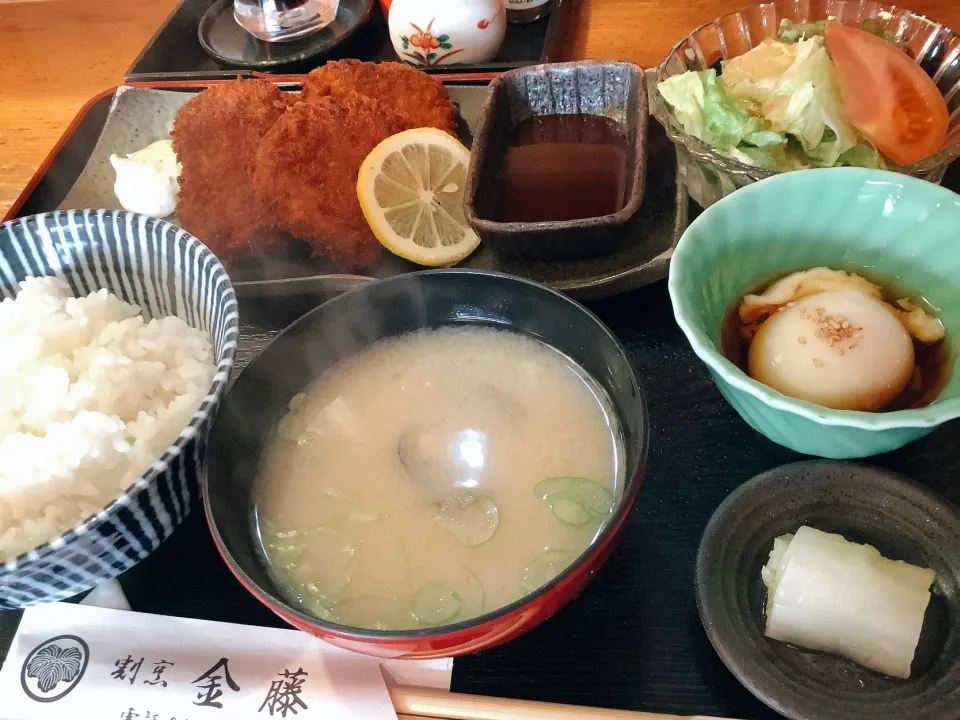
[669,168,960,459]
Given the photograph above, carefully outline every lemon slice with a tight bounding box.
[357,128,480,266]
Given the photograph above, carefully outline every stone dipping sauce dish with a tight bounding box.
[464,60,648,262]
[204,270,649,658]
[669,167,960,459]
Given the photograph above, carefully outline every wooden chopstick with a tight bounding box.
[390,685,735,720]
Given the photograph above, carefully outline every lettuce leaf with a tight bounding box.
[838,142,886,168]
[658,69,783,152]
[724,36,860,165]
[778,17,895,43]
[777,19,827,43]
[657,71,710,141]
[743,130,787,148]
[717,40,798,111]
[700,70,767,150]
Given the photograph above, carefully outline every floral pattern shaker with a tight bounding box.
[387,0,506,67]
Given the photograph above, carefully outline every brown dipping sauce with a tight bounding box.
[490,114,628,223]
[720,275,953,412]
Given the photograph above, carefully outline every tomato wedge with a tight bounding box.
[824,22,949,166]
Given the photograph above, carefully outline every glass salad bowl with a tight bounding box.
[652,0,960,207]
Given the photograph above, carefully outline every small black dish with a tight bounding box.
[464,61,648,262]
[696,460,960,720]
[198,0,373,70]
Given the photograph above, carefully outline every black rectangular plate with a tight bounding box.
[8,79,487,221]
[8,78,689,301]
[125,0,570,81]
[1,278,958,720]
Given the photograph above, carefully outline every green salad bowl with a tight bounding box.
[652,0,960,208]
[668,167,960,459]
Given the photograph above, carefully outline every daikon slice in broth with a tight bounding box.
[254,326,624,630]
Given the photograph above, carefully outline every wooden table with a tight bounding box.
[1,0,959,216]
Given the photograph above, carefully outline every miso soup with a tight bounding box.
[255,326,623,630]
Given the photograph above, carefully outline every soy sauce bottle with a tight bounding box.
[505,0,554,24]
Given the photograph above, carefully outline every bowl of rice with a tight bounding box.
[0,209,237,607]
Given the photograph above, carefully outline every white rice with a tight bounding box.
[0,277,215,562]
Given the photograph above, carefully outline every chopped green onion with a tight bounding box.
[521,549,576,593]
[435,492,500,546]
[534,477,614,525]
[412,584,462,625]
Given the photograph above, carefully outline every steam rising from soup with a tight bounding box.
[254,327,623,630]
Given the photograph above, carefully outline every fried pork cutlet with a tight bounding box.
[253,91,408,268]
[171,79,287,254]
[301,59,458,135]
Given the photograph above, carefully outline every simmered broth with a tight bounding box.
[255,327,623,630]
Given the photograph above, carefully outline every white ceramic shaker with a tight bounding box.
[388,0,506,67]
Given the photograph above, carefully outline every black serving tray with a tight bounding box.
[1,275,958,720]
[125,0,570,81]
[3,75,960,719]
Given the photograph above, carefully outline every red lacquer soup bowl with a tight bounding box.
[203,269,649,659]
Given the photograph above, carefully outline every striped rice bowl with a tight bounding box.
[0,210,236,607]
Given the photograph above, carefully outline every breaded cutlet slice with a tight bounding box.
[301,59,458,135]
[253,90,409,269]
[171,79,288,254]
